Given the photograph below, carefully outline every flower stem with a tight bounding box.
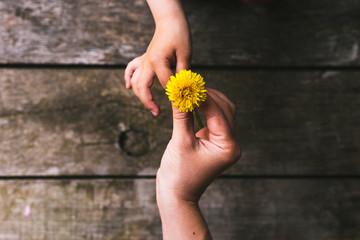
[193,108,204,129]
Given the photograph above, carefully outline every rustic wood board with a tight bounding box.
[0,179,359,240]
[0,0,359,66]
[0,69,171,176]
[205,69,360,175]
[1,69,359,176]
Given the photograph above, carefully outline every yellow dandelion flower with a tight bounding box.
[166,69,207,112]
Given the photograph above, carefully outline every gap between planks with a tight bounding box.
[1,64,360,71]
[0,174,360,180]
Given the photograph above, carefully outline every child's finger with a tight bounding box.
[133,68,159,116]
[138,87,160,116]
[175,53,191,73]
[124,64,135,89]
[124,56,142,89]
[153,61,173,88]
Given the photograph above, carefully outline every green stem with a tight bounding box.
[193,108,204,130]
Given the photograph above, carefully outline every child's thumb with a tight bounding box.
[176,55,191,74]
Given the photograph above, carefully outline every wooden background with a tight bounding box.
[0,0,359,239]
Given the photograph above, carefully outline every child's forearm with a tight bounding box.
[146,0,188,26]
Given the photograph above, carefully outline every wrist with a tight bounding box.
[156,173,186,208]
[157,193,199,217]
[156,175,196,209]
[156,179,211,240]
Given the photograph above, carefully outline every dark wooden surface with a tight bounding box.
[1,0,359,239]
[0,0,359,66]
[1,69,359,176]
[0,179,359,240]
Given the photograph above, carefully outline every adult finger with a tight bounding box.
[171,105,197,145]
[207,89,236,118]
[199,93,233,145]
[206,89,237,134]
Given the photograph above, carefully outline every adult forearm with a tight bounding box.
[156,174,212,240]
[157,195,212,240]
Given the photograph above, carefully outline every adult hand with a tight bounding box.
[156,88,241,239]
[157,88,241,202]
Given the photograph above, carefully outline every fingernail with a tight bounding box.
[151,110,158,116]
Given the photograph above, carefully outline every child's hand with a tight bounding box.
[124,1,192,116]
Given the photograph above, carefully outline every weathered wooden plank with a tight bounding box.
[0,179,161,240]
[0,69,170,176]
[1,69,359,175]
[0,0,154,65]
[0,0,359,66]
[207,69,360,175]
[0,179,359,239]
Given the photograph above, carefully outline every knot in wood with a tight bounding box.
[118,130,149,157]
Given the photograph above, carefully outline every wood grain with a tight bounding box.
[0,0,359,66]
[0,68,170,176]
[206,69,360,175]
[1,1,358,239]
[0,179,359,240]
[1,69,359,176]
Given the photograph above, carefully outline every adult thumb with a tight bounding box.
[171,104,196,143]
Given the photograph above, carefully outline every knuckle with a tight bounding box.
[148,53,161,66]
[125,61,133,69]
[225,142,242,164]
[127,58,138,68]
[173,111,189,122]
[233,143,242,161]
[131,76,139,85]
